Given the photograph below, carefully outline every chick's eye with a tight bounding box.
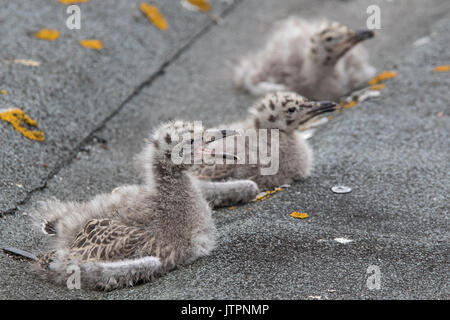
[288,107,296,113]
[190,139,195,145]
[325,37,333,42]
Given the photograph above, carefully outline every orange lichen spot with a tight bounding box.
[0,108,44,141]
[370,83,386,91]
[187,0,211,12]
[290,212,309,219]
[328,115,334,120]
[368,71,397,85]
[433,65,450,72]
[0,90,8,95]
[34,29,59,41]
[140,3,168,30]
[341,100,357,109]
[80,39,103,50]
[255,195,269,201]
[59,0,89,4]
[256,187,284,201]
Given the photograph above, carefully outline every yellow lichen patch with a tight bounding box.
[341,100,357,109]
[80,39,103,50]
[433,65,450,72]
[187,0,211,12]
[370,83,386,91]
[59,0,89,4]
[0,90,8,95]
[255,187,284,202]
[140,3,168,30]
[264,187,283,195]
[13,59,41,67]
[0,108,44,141]
[368,71,397,85]
[255,194,269,201]
[290,212,309,219]
[228,206,238,211]
[34,29,59,41]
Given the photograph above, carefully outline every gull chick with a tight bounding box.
[235,17,376,100]
[31,121,238,291]
[192,92,336,190]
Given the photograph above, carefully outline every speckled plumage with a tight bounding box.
[191,92,336,190]
[235,17,376,100]
[32,121,226,291]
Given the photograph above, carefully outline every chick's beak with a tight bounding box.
[200,129,240,160]
[309,101,337,115]
[351,30,375,43]
[299,101,337,125]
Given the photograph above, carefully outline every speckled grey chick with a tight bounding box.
[32,121,238,291]
[191,92,336,190]
[235,17,376,100]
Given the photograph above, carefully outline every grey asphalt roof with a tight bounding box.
[0,0,449,299]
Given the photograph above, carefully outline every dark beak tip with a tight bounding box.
[321,101,337,108]
[356,30,375,40]
[220,129,238,138]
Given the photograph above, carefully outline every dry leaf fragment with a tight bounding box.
[0,108,44,141]
[34,29,59,41]
[368,71,397,85]
[140,3,168,30]
[187,0,211,12]
[80,39,103,50]
[59,0,89,3]
[433,65,450,72]
[334,237,353,244]
[436,112,444,117]
[357,89,380,103]
[12,59,41,67]
[290,212,309,219]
